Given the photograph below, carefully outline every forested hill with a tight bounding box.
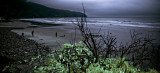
[0,0,86,19]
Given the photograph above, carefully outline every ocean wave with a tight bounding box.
[19,18,160,28]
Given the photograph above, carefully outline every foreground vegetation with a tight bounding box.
[33,42,158,73]
[4,42,157,73]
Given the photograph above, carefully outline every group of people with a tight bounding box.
[21,31,65,38]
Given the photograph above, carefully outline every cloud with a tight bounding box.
[28,0,160,17]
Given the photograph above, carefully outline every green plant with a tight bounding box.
[32,42,158,73]
[33,41,94,73]
[87,58,140,73]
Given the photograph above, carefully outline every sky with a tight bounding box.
[28,0,160,17]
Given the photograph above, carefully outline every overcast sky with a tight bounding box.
[28,0,160,17]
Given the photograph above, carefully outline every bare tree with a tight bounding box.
[75,3,117,62]
[75,3,157,70]
[118,30,155,69]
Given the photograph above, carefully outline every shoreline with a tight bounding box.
[1,20,159,48]
[7,19,160,49]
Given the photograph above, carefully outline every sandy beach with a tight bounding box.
[11,22,83,49]
[1,19,159,50]
[9,20,160,50]
[0,20,83,50]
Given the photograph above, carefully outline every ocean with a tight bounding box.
[19,17,160,29]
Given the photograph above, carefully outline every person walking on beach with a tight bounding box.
[32,30,34,37]
[56,32,57,37]
[22,32,24,37]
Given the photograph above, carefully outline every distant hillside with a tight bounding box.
[0,0,86,19]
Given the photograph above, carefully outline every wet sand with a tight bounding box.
[10,20,160,49]
[12,27,83,49]
[1,20,159,50]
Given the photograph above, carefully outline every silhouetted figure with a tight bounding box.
[32,31,34,37]
[56,32,57,37]
[21,33,24,37]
